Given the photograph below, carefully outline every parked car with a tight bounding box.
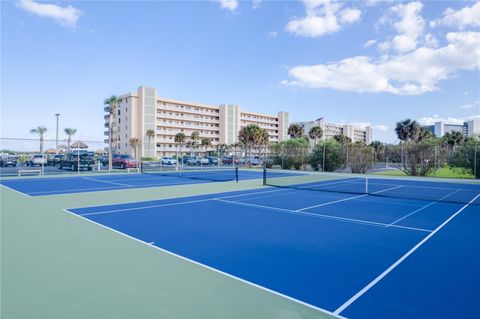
[249,156,263,166]
[222,156,240,165]
[181,156,192,164]
[47,154,65,166]
[112,154,139,169]
[161,156,177,165]
[187,156,209,165]
[59,151,95,171]
[206,156,218,165]
[26,154,47,166]
[0,154,17,167]
[99,155,108,166]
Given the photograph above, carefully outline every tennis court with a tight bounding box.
[65,173,480,319]
[0,168,293,196]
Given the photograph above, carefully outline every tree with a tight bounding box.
[350,143,374,174]
[129,137,139,159]
[64,128,77,147]
[442,131,465,147]
[308,126,323,145]
[186,140,196,156]
[369,140,385,162]
[175,133,186,161]
[238,124,262,166]
[146,129,155,158]
[287,124,304,138]
[309,139,345,172]
[333,134,352,145]
[30,126,48,154]
[201,137,212,156]
[395,119,429,142]
[216,143,229,158]
[104,95,122,172]
[271,138,309,170]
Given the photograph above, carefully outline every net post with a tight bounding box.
[365,177,368,194]
[235,166,239,183]
[263,167,267,186]
[140,162,144,173]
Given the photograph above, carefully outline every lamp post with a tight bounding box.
[55,113,60,154]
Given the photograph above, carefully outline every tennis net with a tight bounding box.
[141,162,238,182]
[263,169,480,205]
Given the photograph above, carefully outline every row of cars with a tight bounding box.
[159,155,263,166]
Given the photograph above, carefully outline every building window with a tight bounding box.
[118,110,121,115]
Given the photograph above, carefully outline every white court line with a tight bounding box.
[0,184,32,197]
[215,198,432,233]
[333,192,480,316]
[78,189,289,216]
[386,189,463,228]
[82,176,133,187]
[62,208,345,319]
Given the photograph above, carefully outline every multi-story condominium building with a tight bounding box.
[292,117,373,145]
[104,86,289,158]
[423,119,480,138]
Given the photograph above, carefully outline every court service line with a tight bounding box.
[215,199,432,233]
[62,209,345,319]
[82,176,134,187]
[78,189,290,216]
[386,189,463,228]
[333,192,480,316]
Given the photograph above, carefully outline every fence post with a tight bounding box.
[475,143,478,179]
[322,145,326,172]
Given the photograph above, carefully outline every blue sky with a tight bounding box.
[1,0,479,144]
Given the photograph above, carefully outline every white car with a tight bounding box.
[27,154,47,166]
[187,156,209,165]
[161,157,177,165]
[250,156,263,166]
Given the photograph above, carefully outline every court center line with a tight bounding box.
[386,189,463,228]
[214,198,432,233]
[333,192,480,316]
[62,208,345,319]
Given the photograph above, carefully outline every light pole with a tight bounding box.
[55,113,60,154]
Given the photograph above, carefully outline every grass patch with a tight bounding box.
[372,166,474,179]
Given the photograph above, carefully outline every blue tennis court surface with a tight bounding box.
[67,179,480,318]
[0,169,293,196]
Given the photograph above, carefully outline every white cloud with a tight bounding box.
[286,0,361,38]
[16,0,81,28]
[418,115,467,126]
[379,2,425,53]
[372,124,389,132]
[364,39,377,48]
[252,0,262,10]
[431,2,480,29]
[340,8,362,24]
[461,100,480,109]
[267,31,278,38]
[216,0,238,12]
[282,31,480,95]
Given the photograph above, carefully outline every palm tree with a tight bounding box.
[104,95,122,172]
[395,119,424,142]
[129,138,139,159]
[258,128,270,161]
[333,134,352,145]
[442,131,465,147]
[146,129,155,158]
[238,124,263,166]
[190,131,200,156]
[308,126,323,145]
[288,124,304,138]
[186,141,195,156]
[175,132,186,163]
[201,138,212,157]
[217,143,229,158]
[64,128,77,147]
[30,126,48,154]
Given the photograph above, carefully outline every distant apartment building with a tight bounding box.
[423,119,480,138]
[104,86,289,157]
[292,117,372,144]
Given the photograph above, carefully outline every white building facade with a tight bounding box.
[104,86,289,158]
[424,119,480,138]
[292,117,373,144]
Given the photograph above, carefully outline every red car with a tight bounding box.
[112,154,139,169]
[221,156,240,165]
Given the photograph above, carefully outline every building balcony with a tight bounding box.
[104,106,110,112]
[104,131,109,136]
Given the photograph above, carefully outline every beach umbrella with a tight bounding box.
[70,141,88,149]
[44,148,57,154]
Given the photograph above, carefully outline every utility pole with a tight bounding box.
[55,113,60,154]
